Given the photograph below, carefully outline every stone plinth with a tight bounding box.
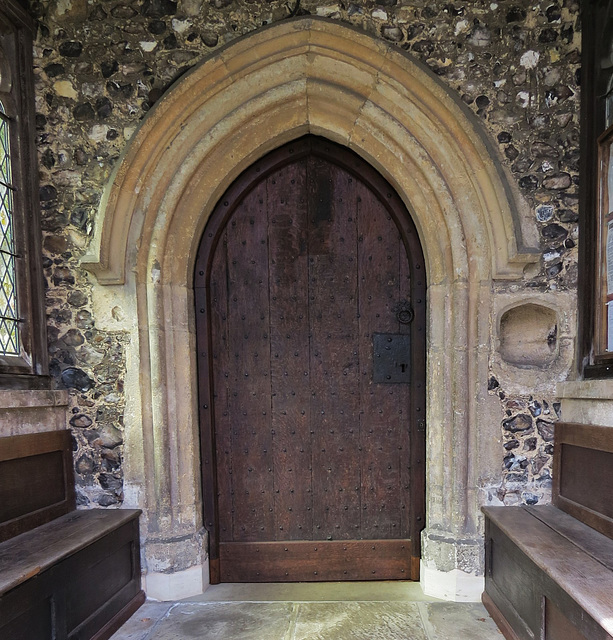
[557,381,613,427]
[0,390,68,436]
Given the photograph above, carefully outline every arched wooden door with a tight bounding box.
[195,136,426,583]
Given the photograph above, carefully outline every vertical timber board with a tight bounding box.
[398,240,414,540]
[268,160,314,541]
[210,234,233,544]
[356,181,408,540]
[308,156,362,542]
[224,180,275,542]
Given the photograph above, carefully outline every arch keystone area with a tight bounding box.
[82,17,538,601]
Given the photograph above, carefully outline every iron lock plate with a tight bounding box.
[372,333,411,383]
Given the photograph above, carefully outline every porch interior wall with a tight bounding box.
[13,2,583,601]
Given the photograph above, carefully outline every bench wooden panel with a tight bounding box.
[57,516,141,640]
[0,430,144,640]
[1,574,55,640]
[553,422,613,539]
[0,430,75,542]
[545,598,590,640]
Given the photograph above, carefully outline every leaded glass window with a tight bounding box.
[0,100,18,355]
[0,2,47,382]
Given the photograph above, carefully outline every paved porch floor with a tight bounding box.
[110,583,503,640]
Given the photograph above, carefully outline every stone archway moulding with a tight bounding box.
[82,17,539,602]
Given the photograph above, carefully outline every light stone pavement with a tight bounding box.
[111,583,503,640]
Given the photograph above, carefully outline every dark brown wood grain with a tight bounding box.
[526,505,613,572]
[481,592,523,640]
[62,519,140,639]
[209,227,232,548]
[0,515,143,640]
[308,157,362,542]
[89,591,146,640]
[219,539,413,582]
[578,1,613,377]
[224,179,274,543]
[483,507,613,640]
[553,422,613,540]
[484,422,613,640]
[0,430,144,640]
[0,508,141,594]
[545,597,590,640]
[195,135,426,582]
[356,180,409,541]
[0,430,75,542]
[268,160,313,541]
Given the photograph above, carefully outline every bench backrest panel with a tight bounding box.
[0,430,76,543]
[553,422,613,540]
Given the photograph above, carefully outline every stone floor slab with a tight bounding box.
[109,601,174,640]
[293,602,429,640]
[110,584,504,640]
[418,602,504,640]
[142,602,295,640]
[185,581,438,603]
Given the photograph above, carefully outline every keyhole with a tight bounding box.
[399,363,407,373]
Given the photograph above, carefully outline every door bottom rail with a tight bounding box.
[214,539,418,583]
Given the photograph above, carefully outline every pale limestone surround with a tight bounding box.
[80,18,550,601]
[491,292,577,397]
[557,381,613,427]
[0,390,68,436]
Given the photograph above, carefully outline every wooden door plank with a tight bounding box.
[308,158,361,542]
[224,181,275,542]
[397,237,415,540]
[210,230,233,544]
[356,182,409,540]
[267,160,313,541]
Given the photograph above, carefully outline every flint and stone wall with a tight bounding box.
[30,0,580,596]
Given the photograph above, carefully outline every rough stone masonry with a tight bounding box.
[32,0,579,510]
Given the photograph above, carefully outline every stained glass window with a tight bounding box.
[0,99,18,355]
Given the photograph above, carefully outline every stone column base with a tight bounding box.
[420,564,484,602]
[144,560,210,601]
[419,528,485,602]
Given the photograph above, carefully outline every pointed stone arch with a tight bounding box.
[83,17,539,601]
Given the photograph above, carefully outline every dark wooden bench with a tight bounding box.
[483,422,613,640]
[0,430,145,640]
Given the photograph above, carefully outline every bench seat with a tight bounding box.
[483,422,613,640]
[484,505,613,640]
[0,508,144,640]
[0,508,142,594]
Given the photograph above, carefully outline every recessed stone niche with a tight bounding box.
[499,304,558,367]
